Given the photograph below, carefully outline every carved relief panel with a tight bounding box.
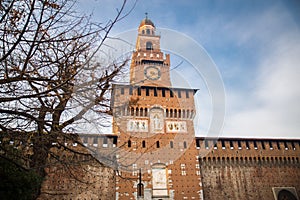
[127,120,148,132]
[149,108,164,134]
[166,121,187,133]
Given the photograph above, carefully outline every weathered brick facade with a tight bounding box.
[38,134,118,200]
[197,138,300,200]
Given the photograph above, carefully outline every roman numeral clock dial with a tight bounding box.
[144,66,161,80]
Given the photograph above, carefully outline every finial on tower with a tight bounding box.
[139,13,155,28]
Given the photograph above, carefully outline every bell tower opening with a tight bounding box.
[146,41,153,50]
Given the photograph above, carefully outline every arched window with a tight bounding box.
[140,108,143,116]
[146,29,150,34]
[142,140,146,148]
[146,41,153,50]
[131,107,134,116]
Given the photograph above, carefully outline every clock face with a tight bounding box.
[144,66,161,80]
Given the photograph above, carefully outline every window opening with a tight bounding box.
[154,87,157,96]
[177,90,181,98]
[170,141,174,148]
[128,140,132,147]
[238,141,242,149]
[186,90,189,98]
[230,141,234,149]
[170,90,174,97]
[246,141,250,149]
[137,87,141,96]
[183,141,187,149]
[156,141,160,148]
[146,41,153,50]
[254,141,258,149]
[269,141,273,150]
[277,141,281,150]
[162,89,165,97]
[222,140,226,149]
[261,141,265,150]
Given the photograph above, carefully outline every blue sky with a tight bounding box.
[77,0,300,139]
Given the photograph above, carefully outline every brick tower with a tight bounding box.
[112,16,203,200]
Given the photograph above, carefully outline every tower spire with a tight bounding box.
[145,12,148,19]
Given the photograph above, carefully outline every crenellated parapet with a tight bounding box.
[196,137,300,166]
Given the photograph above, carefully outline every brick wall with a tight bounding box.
[38,134,117,200]
[197,138,300,200]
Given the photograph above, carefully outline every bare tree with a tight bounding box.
[0,0,132,196]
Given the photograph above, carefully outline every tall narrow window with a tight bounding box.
[142,140,146,148]
[186,90,189,98]
[254,141,258,149]
[103,137,108,148]
[205,140,209,149]
[154,87,157,96]
[128,140,132,147]
[275,141,280,149]
[183,141,187,149]
[156,141,160,148]
[162,89,165,97]
[177,90,181,98]
[140,108,143,116]
[137,87,141,96]
[170,141,174,148]
[246,141,250,149]
[269,141,273,150]
[170,90,174,97]
[230,141,234,149]
[261,141,266,149]
[238,141,242,149]
[222,140,226,149]
[93,137,98,144]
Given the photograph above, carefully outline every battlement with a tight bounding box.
[196,137,300,165]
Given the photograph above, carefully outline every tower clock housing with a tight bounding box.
[130,17,171,87]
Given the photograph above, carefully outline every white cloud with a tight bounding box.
[223,7,300,138]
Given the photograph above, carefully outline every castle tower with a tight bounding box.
[130,16,171,87]
[112,17,203,200]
